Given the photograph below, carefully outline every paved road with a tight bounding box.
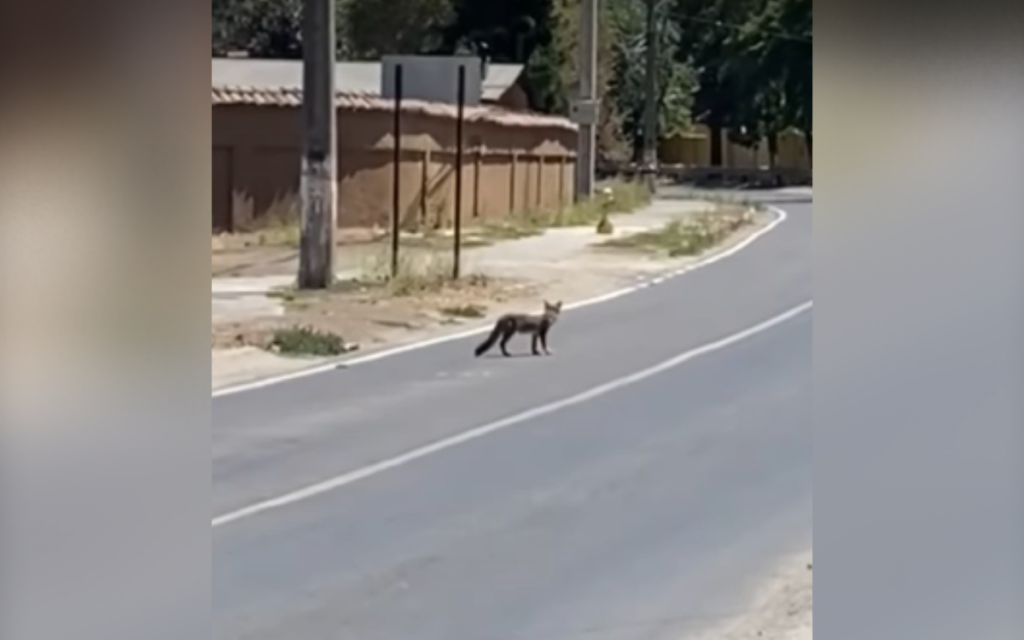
[213,191,813,640]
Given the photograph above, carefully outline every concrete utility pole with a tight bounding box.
[573,0,598,202]
[642,0,659,194]
[297,0,337,289]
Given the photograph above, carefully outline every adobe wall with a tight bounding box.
[659,125,811,171]
[212,104,577,232]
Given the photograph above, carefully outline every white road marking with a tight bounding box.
[212,299,812,529]
[211,206,790,398]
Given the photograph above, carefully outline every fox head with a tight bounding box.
[543,300,563,316]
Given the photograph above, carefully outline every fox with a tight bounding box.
[474,300,563,358]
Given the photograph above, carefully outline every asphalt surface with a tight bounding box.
[213,191,813,640]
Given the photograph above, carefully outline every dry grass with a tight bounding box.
[218,195,302,249]
[212,181,656,356]
[439,303,488,318]
[668,189,769,212]
[268,325,355,356]
[600,206,759,257]
[357,249,494,297]
[212,180,651,277]
[397,233,493,249]
[214,257,527,356]
[261,247,493,304]
[470,178,652,240]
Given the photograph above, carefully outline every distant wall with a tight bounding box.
[659,125,811,171]
[212,95,577,232]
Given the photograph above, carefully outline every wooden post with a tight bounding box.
[510,151,518,214]
[452,65,466,279]
[537,155,545,209]
[420,148,431,227]
[559,154,567,206]
[390,63,403,278]
[472,149,481,218]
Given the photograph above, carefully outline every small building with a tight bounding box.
[212,58,568,232]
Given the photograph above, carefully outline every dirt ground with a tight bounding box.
[689,551,813,640]
[211,273,542,352]
[212,210,771,353]
[210,204,774,389]
[213,226,401,277]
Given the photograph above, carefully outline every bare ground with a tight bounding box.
[687,550,813,640]
[211,206,773,390]
[211,227,495,278]
[211,274,540,353]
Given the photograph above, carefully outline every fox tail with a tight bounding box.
[474,322,504,357]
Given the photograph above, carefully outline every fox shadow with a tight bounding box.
[479,352,552,359]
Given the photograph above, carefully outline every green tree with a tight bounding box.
[212,0,303,58]
[719,0,811,163]
[670,0,757,164]
[519,0,576,113]
[750,0,812,159]
[608,0,697,159]
[212,0,358,59]
[669,0,810,164]
[340,0,454,58]
[441,0,551,62]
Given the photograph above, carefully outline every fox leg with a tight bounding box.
[531,332,541,356]
[499,329,514,356]
[539,329,552,355]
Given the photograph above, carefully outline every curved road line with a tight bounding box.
[212,205,791,399]
[212,298,812,529]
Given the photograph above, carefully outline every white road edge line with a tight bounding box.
[211,205,789,398]
[212,298,812,529]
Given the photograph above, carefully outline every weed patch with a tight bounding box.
[359,249,491,297]
[601,207,758,256]
[439,303,488,318]
[268,325,353,356]
[475,220,546,241]
[670,190,769,212]
[224,196,302,249]
[394,232,493,250]
[478,179,652,235]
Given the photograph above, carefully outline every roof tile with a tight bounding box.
[211,86,577,132]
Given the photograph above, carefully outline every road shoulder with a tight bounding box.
[687,550,813,640]
[211,200,775,392]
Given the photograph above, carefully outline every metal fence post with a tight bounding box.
[390,64,404,279]
[452,64,466,280]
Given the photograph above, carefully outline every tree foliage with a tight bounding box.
[671,0,811,162]
[342,0,454,59]
[212,0,303,58]
[211,0,812,160]
[607,0,697,158]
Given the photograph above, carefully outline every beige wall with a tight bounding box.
[212,104,577,232]
[659,125,811,171]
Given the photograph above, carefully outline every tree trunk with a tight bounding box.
[632,129,643,164]
[709,119,723,167]
[767,132,779,170]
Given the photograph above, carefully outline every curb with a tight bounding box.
[212,205,789,399]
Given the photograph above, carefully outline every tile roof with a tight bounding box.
[212,86,578,132]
